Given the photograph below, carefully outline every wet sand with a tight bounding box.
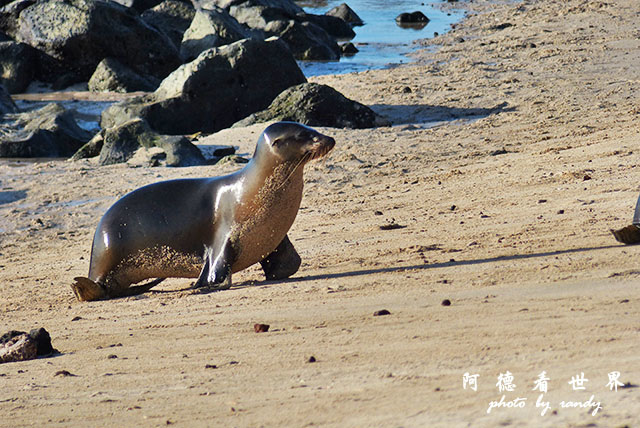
[1,0,639,426]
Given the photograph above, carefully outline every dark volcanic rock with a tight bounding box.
[234,82,388,129]
[0,83,18,116]
[340,41,358,55]
[222,0,304,29]
[0,41,38,93]
[98,118,205,166]
[141,0,196,49]
[15,0,181,81]
[28,328,56,356]
[300,13,355,39]
[88,57,159,93]
[265,20,339,60]
[0,103,92,157]
[395,11,429,24]
[71,131,103,160]
[101,37,306,135]
[110,0,164,13]
[180,7,253,62]
[325,3,363,26]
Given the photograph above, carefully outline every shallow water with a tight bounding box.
[297,0,464,76]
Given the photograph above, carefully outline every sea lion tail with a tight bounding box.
[71,277,106,301]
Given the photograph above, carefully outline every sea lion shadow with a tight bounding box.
[269,244,621,284]
[371,102,513,126]
[150,244,621,294]
[0,190,27,206]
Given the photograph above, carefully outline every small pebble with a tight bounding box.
[373,309,391,316]
[441,299,451,306]
[54,370,76,377]
[307,356,316,363]
[254,323,270,333]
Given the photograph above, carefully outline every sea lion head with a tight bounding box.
[259,122,335,164]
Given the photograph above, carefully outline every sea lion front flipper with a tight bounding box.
[71,277,106,302]
[260,235,301,280]
[611,225,640,245]
[194,240,234,290]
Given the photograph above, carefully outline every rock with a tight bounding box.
[0,40,37,93]
[141,0,196,49]
[28,327,56,356]
[180,7,253,62]
[234,82,388,129]
[223,0,304,29]
[98,118,206,166]
[253,323,270,333]
[102,37,306,135]
[396,11,429,24]
[325,3,363,26]
[15,0,181,81]
[395,11,429,30]
[373,309,391,316]
[211,0,342,61]
[340,42,358,55]
[0,333,37,363]
[0,83,18,116]
[441,299,452,306]
[0,0,35,39]
[70,131,104,160]
[300,13,355,39]
[0,103,92,158]
[88,57,159,93]
[110,0,164,13]
[264,20,339,60]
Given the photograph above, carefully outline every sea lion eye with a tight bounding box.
[272,138,283,147]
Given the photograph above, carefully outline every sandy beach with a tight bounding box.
[1,0,639,426]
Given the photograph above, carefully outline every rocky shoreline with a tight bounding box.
[0,0,382,164]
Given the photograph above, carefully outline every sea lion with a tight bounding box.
[71,122,335,301]
[611,193,640,244]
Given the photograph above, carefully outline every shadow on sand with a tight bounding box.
[372,101,513,126]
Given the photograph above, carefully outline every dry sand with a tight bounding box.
[1,0,639,426]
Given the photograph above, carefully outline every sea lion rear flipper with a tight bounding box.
[121,278,166,297]
[260,235,301,280]
[194,241,234,290]
[71,277,106,301]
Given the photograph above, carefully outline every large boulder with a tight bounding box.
[234,82,388,129]
[300,13,355,39]
[101,37,306,135]
[325,3,363,26]
[220,0,304,29]
[0,103,92,157]
[180,7,253,62]
[97,118,206,167]
[0,41,37,93]
[15,0,181,81]
[208,0,341,61]
[141,0,195,49]
[88,57,159,93]
[264,19,339,60]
